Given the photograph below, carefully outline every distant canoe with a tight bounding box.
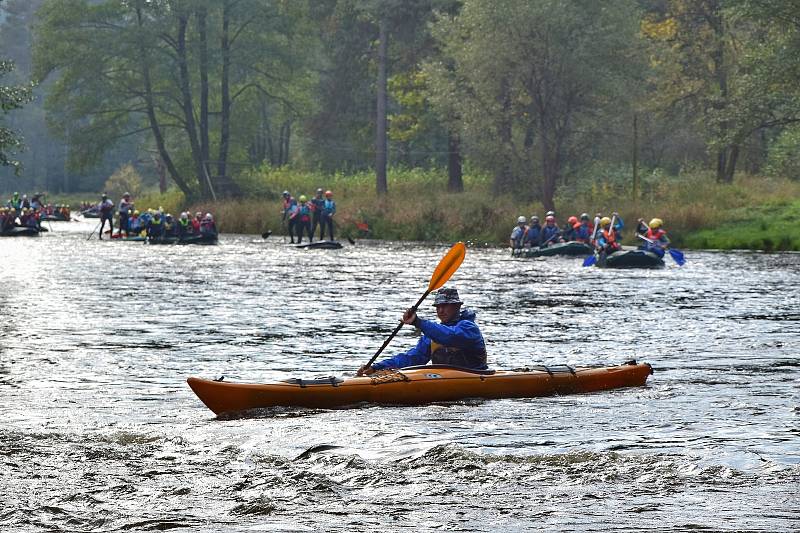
[80,210,100,219]
[40,214,71,222]
[295,240,342,250]
[144,233,218,245]
[597,249,664,269]
[515,241,593,258]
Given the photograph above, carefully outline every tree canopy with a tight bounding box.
[0,0,796,200]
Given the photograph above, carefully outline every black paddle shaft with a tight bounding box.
[363,290,431,370]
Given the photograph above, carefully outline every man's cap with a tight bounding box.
[433,287,463,306]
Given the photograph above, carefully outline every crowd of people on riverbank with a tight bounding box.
[90,192,218,241]
[510,211,671,257]
[281,188,337,243]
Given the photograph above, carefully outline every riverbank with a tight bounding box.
[52,167,800,250]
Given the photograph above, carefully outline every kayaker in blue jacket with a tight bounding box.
[357,287,488,375]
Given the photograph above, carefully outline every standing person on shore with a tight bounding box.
[117,192,134,237]
[97,193,114,239]
[310,188,325,241]
[320,190,336,241]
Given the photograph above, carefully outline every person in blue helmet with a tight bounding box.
[357,287,488,375]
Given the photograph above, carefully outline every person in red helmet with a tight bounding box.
[539,215,562,247]
[320,190,336,241]
[563,216,579,241]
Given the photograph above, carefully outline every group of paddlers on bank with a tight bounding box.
[281,188,337,243]
[90,192,218,242]
[510,211,671,257]
[2,192,72,233]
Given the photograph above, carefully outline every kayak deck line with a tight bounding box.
[187,361,653,416]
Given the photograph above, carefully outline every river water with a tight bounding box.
[1,220,798,532]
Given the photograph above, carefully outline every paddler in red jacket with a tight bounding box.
[357,287,487,375]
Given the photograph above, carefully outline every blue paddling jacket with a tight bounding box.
[372,309,487,371]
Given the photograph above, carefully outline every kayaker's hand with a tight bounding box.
[402,308,417,325]
[356,365,375,376]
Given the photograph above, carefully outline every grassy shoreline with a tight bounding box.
[51,167,800,251]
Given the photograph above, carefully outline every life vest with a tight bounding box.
[646,228,666,241]
[322,199,336,216]
[575,223,593,241]
[524,224,541,243]
[429,340,487,369]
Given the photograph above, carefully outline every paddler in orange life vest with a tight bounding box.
[636,218,670,258]
[594,216,622,255]
[357,287,488,375]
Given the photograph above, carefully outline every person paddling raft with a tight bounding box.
[357,287,488,375]
[636,218,670,257]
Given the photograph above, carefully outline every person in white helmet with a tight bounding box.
[509,216,528,250]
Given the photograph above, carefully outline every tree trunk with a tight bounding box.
[177,14,212,199]
[492,77,515,195]
[217,1,231,179]
[198,7,210,173]
[375,17,388,195]
[447,132,463,193]
[718,144,739,184]
[134,4,191,198]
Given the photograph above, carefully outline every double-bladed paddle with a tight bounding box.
[360,241,467,372]
[636,233,686,266]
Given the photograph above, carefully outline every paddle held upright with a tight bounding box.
[361,242,466,371]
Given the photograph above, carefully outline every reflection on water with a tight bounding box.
[1,220,799,531]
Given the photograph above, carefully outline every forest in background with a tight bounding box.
[1,0,799,233]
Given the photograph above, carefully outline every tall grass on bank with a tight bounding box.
[52,166,800,250]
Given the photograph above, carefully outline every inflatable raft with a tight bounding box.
[515,241,593,258]
[597,249,664,268]
[187,361,652,415]
[0,226,41,237]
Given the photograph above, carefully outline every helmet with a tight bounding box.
[195,212,202,217]
[133,210,140,215]
[580,213,589,221]
[531,216,539,223]
[123,192,130,198]
[101,193,107,198]
[649,218,663,229]
[546,210,555,217]
[568,216,578,225]
[180,212,188,220]
[282,190,290,197]
[600,216,611,227]
[204,213,213,220]
[316,188,323,194]
[517,216,527,224]
[299,195,307,202]
[325,190,333,197]
[545,215,555,223]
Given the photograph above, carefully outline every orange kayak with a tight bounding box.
[187,361,652,416]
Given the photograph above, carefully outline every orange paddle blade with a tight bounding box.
[428,242,466,292]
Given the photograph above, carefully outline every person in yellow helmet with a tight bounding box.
[595,216,622,254]
[636,217,670,257]
[295,195,313,243]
